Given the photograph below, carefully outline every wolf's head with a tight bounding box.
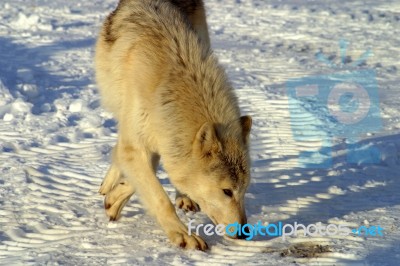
[176,116,252,239]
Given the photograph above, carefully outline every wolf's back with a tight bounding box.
[95,0,237,128]
[169,0,206,15]
[95,0,201,115]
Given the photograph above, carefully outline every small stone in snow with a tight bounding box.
[3,113,14,122]
[69,100,83,113]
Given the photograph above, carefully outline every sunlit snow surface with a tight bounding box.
[1,0,399,265]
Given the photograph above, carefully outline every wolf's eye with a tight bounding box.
[223,189,233,197]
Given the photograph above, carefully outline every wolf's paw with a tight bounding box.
[168,230,208,251]
[99,165,120,195]
[104,178,135,221]
[99,181,113,196]
[176,194,200,213]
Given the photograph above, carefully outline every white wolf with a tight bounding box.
[95,0,252,250]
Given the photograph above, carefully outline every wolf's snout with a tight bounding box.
[237,227,249,240]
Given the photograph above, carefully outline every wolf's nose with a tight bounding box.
[237,225,250,239]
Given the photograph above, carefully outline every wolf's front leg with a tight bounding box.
[117,142,208,251]
[175,189,200,213]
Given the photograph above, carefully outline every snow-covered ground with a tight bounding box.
[1,0,399,265]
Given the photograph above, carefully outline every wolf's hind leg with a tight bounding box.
[99,164,120,195]
[104,176,135,221]
[175,190,200,213]
[100,143,136,221]
[99,145,121,195]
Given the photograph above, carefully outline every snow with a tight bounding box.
[1,0,400,265]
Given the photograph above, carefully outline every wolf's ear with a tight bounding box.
[194,122,221,157]
[240,115,252,145]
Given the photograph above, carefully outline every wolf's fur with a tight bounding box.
[95,0,252,250]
